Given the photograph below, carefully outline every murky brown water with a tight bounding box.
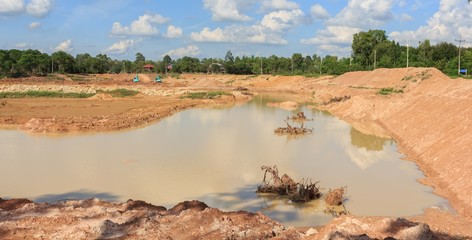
[0,95,448,226]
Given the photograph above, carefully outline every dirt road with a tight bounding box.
[1,69,472,239]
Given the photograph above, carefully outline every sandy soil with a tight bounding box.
[1,69,472,239]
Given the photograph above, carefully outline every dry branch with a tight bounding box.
[257,165,320,203]
[288,112,313,122]
[257,165,297,195]
[325,186,347,206]
[274,120,313,135]
[290,178,321,202]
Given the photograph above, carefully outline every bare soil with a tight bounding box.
[1,69,472,239]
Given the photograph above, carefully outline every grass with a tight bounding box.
[0,89,139,99]
[377,88,403,95]
[180,91,229,99]
[97,89,139,97]
[0,90,94,98]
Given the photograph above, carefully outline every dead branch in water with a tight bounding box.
[257,165,320,202]
[274,120,313,135]
[290,178,321,202]
[257,165,297,195]
[288,112,313,122]
[325,186,347,206]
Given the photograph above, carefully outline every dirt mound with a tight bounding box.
[0,199,301,239]
[333,67,448,89]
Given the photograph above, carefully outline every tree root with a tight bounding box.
[325,186,347,206]
[256,165,320,202]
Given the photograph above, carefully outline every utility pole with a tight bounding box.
[260,57,263,75]
[406,41,410,68]
[319,58,322,75]
[291,57,294,75]
[374,49,377,70]
[455,35,466,75]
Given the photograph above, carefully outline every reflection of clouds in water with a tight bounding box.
[189,108,224,125]
[344,139,391,170]
[322,119,394,170]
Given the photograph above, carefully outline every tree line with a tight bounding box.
[1,30,471,78]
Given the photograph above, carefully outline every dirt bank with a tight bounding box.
[1,70,472,238]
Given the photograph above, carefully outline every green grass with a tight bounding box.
[0,90,94,98]
[180,91,229,99]
[0,88,139,99]
[377,88,403,95]
[97,89,139,97]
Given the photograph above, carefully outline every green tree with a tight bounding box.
[52,51,75,73]
[352,30,389,68]
[74,53,93,73]
[135,52,145,63]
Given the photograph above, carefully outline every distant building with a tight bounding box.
[142,64,155,71]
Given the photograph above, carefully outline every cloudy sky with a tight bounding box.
[1,0,471,60]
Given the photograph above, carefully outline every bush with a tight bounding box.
[377,88,403,95]
[0,91,94,98]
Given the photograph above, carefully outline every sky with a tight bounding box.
[1,0,472,61]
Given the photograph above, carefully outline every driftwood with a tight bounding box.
[288,112,313,121]
[257,165,320,203]
[274,120,313,135]
[257,165,297,195]
[290,178,321,202]
[325,186,347,205]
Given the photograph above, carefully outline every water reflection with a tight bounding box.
[350,127,392,151]
[0,96,448,226]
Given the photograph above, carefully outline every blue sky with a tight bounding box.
[1,0,471,60]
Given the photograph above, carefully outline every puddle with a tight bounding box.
[0,95,449,226]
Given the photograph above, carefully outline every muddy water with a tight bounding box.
[0,96,448,226]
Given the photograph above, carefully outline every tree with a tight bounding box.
[352,30,389,68]
[225,50,234,62]
[51,51,75,73]
[162,55,173,73]
[291,53,304,74]
[74,53,93,74]
[135,52,145,63]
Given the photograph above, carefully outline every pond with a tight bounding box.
[0,95,449,226]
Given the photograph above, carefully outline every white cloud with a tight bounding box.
[301,26,361,56]
[327,0,395,28]
[26,0,53,18]
[165,25,183,38]
[104,39,136,54]
[400,13,413,22]
[54,39,73,52]
[111,13,169,36]
[389,0,472,47]
[191,9,303,45]
[261,0,299,11]
[163,45,201,58]
[15,42,33,49]
[0,0,25,15]
[28,21,41,29]
[301,0,395,56]
[261,9,303,32]
[203,0,252,21]
[310,4,330,20]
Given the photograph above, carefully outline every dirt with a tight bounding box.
[1,69,472,239]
